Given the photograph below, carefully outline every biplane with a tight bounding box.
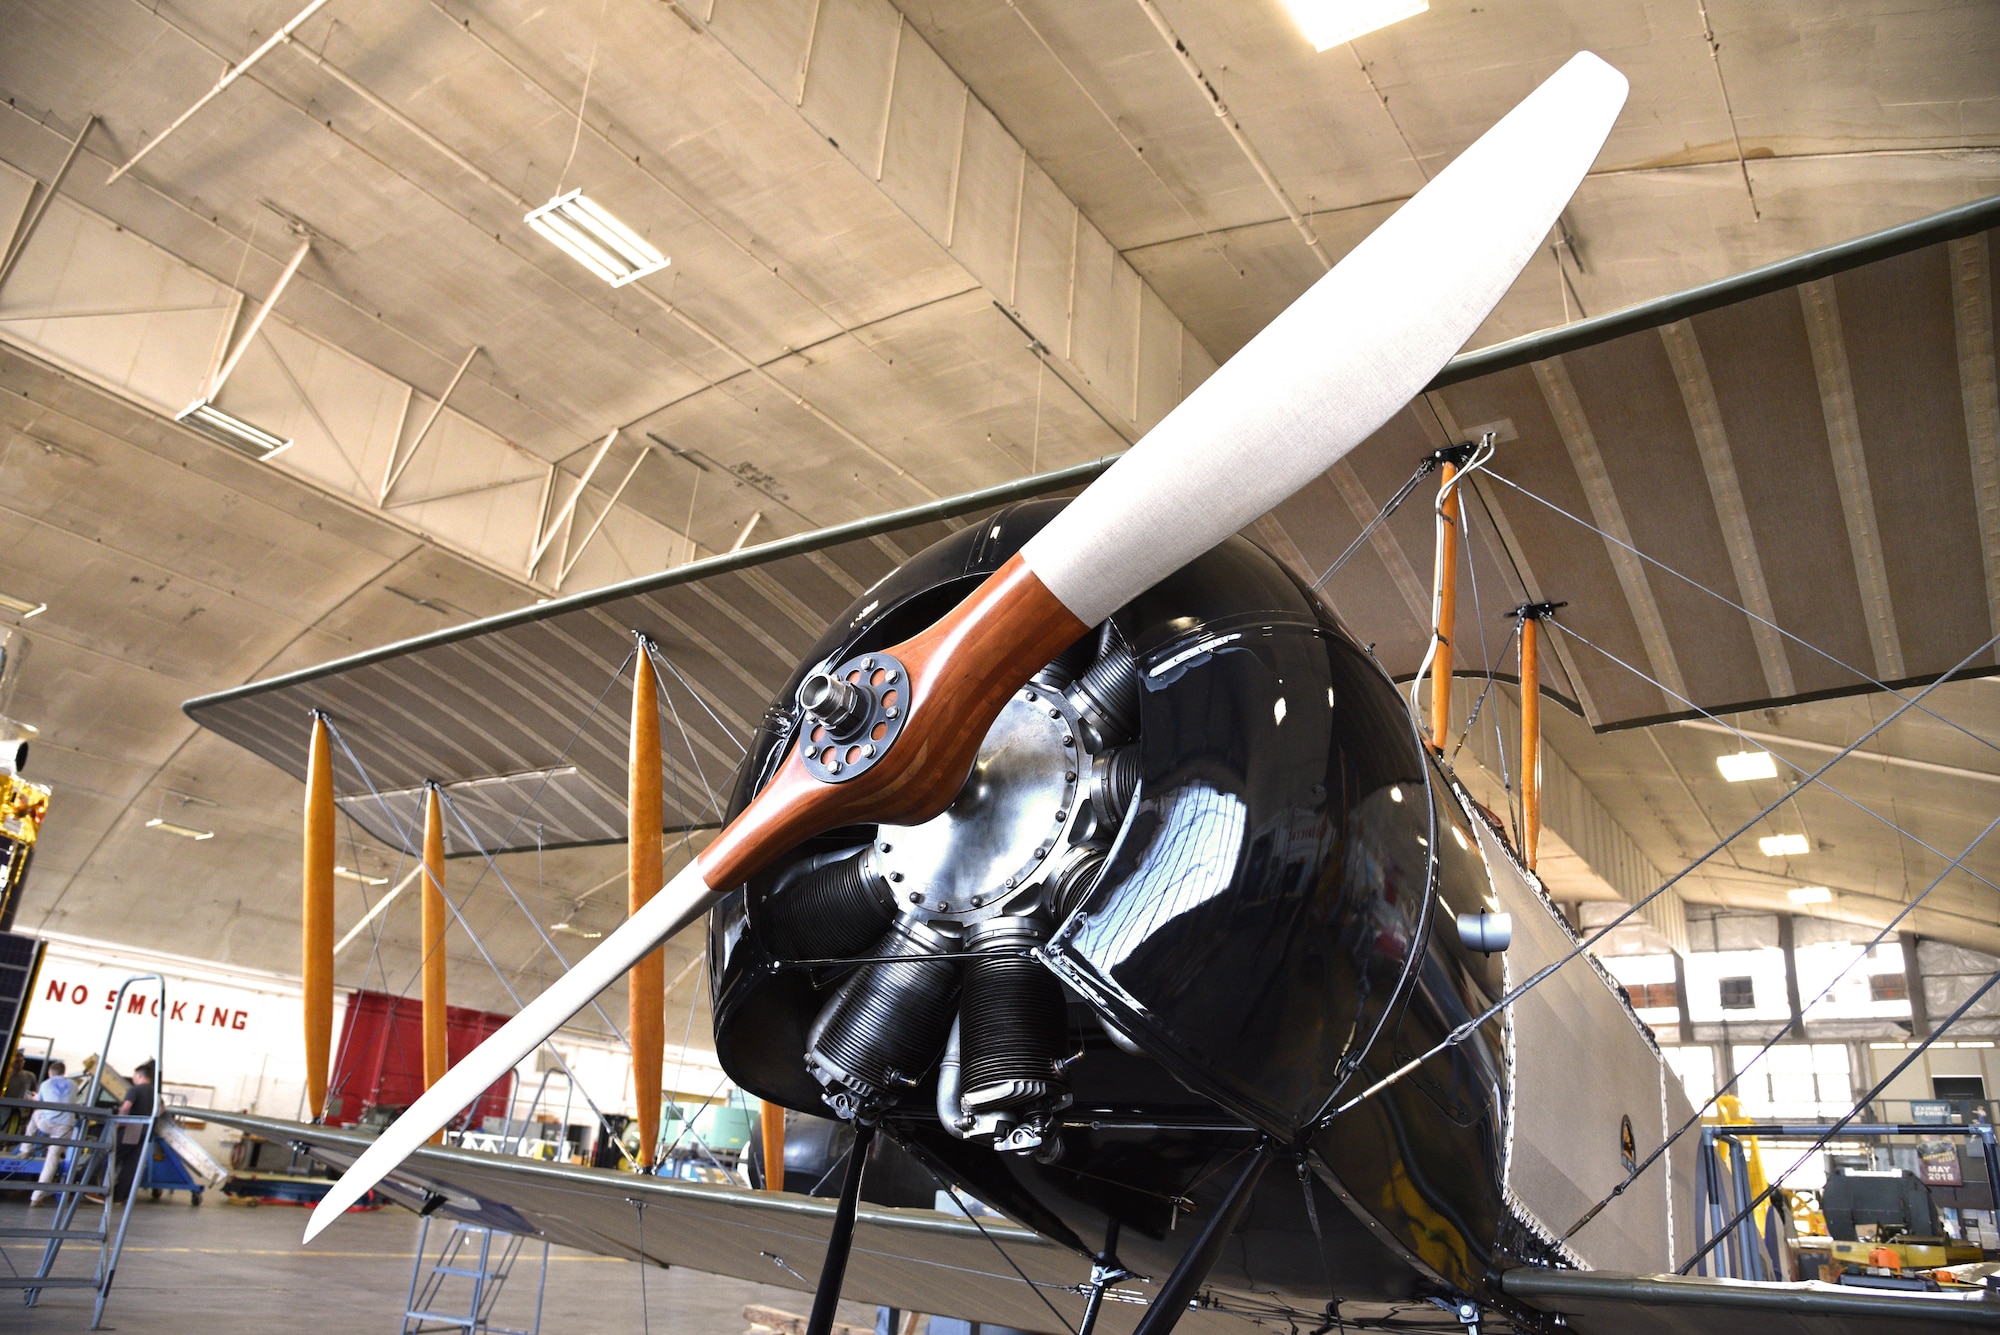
[183,51,2000,1335]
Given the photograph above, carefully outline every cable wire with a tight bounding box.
[1565,804,2000,1241]
[1320,626,2000,1123]
[1679,962,2000,1275]
[1481,467,2000,770]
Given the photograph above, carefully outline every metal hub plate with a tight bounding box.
[872,686,1083,919]
[798,651,908,782]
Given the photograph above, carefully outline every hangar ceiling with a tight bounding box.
[0,0,1995,1043]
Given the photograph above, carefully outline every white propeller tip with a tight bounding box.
[303,1192,351,1243]
[1560,49,1630,100]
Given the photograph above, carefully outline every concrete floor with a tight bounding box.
[0,1191,881,1334]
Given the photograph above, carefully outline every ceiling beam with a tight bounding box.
[1678,719,2000,788]
[381,344,479,507]
[1129,0,1331,268]
[105,0,333,185]
[0,114,94,294]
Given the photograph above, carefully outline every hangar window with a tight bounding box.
[1630,982,1678,1010]
[1718,976,1756,1010]
[1868,973,1909,1002]
[1731,1043,1852,1119]
[1661,1046,1716,1108]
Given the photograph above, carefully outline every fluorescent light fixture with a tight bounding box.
[146,817,214,841]
[1716,750,1777,782]
[0,592,45,619]
[334,865,389,886]
[526,190,669,287]
[177,399,292,460]
[1280,0,1428,51]
[1787,885,1832,904]
[334,865,423,956]
[1759,833,1810,857]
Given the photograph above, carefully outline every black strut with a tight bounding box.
[804,1121,877,1335]
[1077,1218,1128,1335]
[1129,1138,1276,1335]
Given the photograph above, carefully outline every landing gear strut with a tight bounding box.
[1128,1138,1276,1335]
[804,1121,877,1335]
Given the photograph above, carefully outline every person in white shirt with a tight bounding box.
[20,1060,77,1206]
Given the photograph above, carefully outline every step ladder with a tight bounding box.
[0,975,164,1330]
[402,1213,549,1334]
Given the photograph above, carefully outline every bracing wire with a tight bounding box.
[649,646,749,755]
[1320,627,2000,1124]
[647,641,725,820]
[1566,804,2000,1241]
[1308,459,1437,593]
[322,717,625,1146]
[633,1196,652,1335]
[435,785,631,1046]
[1554,621,2000,905]
[1481,468,2000,769]
[930,1176,1079,1335]
[1680,962,2000,1275]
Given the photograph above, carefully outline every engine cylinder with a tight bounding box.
[805,914,961,1118]
[760,847,895,962]
[959,916,1068,1112]
[1066,632,1140,747]
[1090,745,1140,831]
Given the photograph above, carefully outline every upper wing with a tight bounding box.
[183,193,2000,852]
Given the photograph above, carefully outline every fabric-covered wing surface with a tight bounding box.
[1502,1268,2000,1332]
[186,468,1100,854]
[184,196,2000,853]
[201,1111,1242,1335]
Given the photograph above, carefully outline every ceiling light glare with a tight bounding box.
[1787,885,1832,905]
[176,400,292,460]
[1759,833,1810,857]
[0,592,46,619]
[1281,0,1428,51]
[1716,750,1777,782]
[146,817,214,841]
[526,190,669,287]
[334,865,389,886]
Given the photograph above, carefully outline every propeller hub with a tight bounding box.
[798,652,909,781]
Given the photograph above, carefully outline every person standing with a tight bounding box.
[20,1059,75,1206]
[2,1054,33,1137]
[111,1060,156,1203]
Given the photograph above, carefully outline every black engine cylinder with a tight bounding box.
[959,917,1068,1112]
[806,915,961,1118]
[759,846,895,962]
[1067,630,1140,746]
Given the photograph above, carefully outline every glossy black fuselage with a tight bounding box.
[709,500,1524,1308]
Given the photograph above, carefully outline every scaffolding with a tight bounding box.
[402,1213,548,1335]
[0,974,164,1329]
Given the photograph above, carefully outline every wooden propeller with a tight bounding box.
[304,51,1626,1241]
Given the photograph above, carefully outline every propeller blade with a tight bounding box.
[304,52,1625,1243]
[303,860,718,1239]
[1020,50,1628,626]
